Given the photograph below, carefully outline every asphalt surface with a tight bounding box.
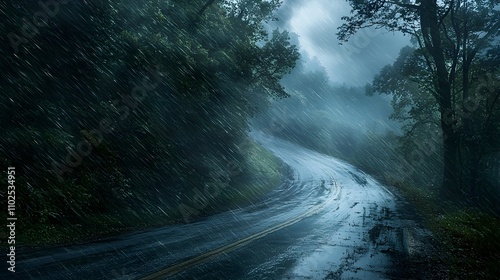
[12,133,415,279]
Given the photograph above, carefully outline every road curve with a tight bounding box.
[13,132,407,280]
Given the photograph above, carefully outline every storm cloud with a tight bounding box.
[272,0,410,86]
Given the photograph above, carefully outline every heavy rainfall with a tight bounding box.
[1,0,499,279]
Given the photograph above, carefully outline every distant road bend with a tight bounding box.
[16,132,411,279]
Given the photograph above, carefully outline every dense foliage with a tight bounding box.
[338,0,500,205]
[0,0,299,240]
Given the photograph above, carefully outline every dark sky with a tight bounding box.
[270,0,410,86]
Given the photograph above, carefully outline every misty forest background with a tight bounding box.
[1,0,500,277]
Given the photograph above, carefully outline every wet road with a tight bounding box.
[13,133,406,279]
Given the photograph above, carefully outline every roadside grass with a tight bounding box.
[394,181,500,279]
[224,140,283,207]
[12,140,284,247]
[15,208,181,247]
[435,210,500,279]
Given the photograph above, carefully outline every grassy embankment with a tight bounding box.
[7,140,284,247]
[389,180,500,279]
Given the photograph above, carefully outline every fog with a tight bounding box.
[3,1,499,279]
[253,0,411,156]
[273,0,410,86]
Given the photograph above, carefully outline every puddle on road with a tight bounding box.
[286,181,402,280]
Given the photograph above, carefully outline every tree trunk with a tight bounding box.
[420,0,462,200]
[440,116,461,200]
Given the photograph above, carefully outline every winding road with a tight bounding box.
[13,132,412,279]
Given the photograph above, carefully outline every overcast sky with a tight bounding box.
[270,0,411,86]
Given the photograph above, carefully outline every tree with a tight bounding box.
[0,0,299,229]
[338,0,500,201]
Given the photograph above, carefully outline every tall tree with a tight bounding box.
[1,0,299,227]
[338,0,500,200]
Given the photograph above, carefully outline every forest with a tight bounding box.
[1,0,499,279]
[1,0,299,239]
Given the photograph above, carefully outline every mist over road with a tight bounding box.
[14,132,409,280]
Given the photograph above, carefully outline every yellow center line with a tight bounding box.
[140,182,341,280]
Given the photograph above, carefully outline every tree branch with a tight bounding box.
[197,0,218,18]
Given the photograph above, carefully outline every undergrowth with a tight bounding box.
[394,181,500,279]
